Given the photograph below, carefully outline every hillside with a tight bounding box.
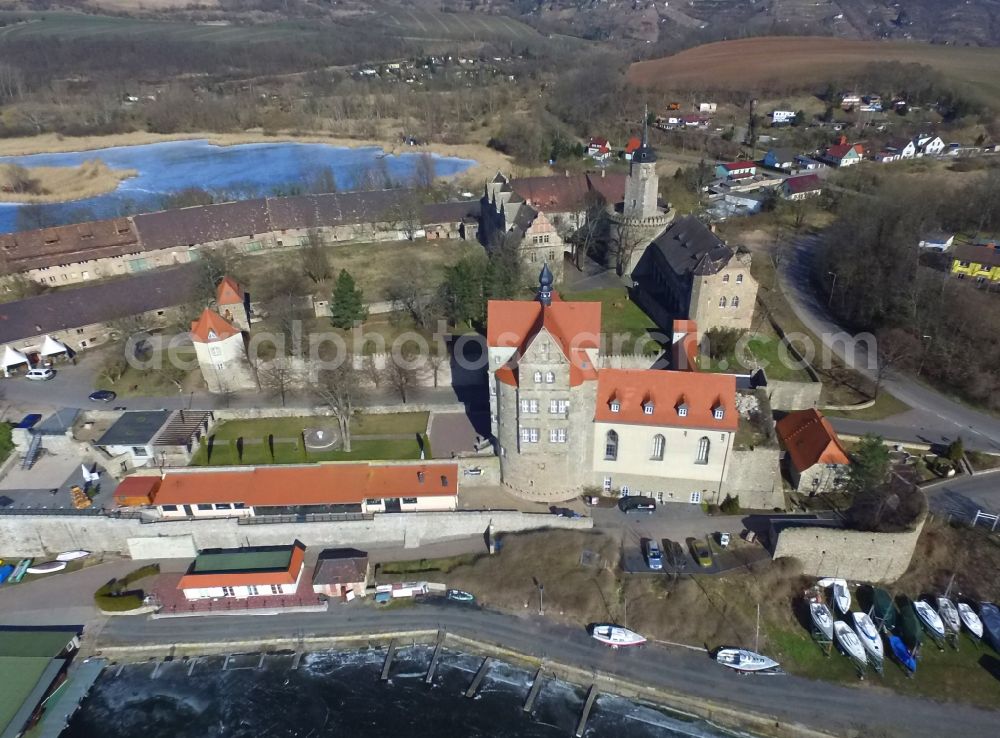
[627,36,1000,108]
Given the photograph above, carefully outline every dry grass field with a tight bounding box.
[628,36,1000,108]
[0,160,136,203]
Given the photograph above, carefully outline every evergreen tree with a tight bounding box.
[847,433,890,495]
[330,269,368,329]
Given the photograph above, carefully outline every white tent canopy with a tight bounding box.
[39,335,69,357]
[1,345,29,373]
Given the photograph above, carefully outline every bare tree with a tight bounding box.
[385,270,441,329]
[195,242,245,304]
[426,349,447,388]
[612,219,648,276]
[873,328,919,399]
[389,192,425,240]
[257,357,299,407]
[412,152,437,191]
[385,352,419,403]
[361,354,384,388]
[300,229,331,283]
[312,363,361,452]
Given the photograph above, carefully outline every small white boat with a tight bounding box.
[25,561,67,575]
[817,577,836,587]
[937,597,961,633]
[56,550,90,562]
[809,602,834,640]
[716,648,780,673]
[834,620,867,665]
[851,612,884,662]
[832,579,851,615]
[958,602,984,639]
[591,624,646,648]
[914,600,946,639]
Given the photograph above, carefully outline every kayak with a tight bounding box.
[889,635,917,673]
[11,559,31,584]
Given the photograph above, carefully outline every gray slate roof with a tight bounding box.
[649,215,733,277]
[97,410,173,447]
[0,264,200,344]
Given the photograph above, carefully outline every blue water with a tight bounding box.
[0,140,475,232]
[62,647,752,738]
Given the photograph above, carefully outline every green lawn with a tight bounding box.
[207,413,428,441]
[701,334,813,382]
[823,391,911,421]
[191,435,430,466]
[562,288,663,355]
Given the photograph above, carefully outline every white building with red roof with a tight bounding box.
[190,276,257,394]
[487,266,738,503]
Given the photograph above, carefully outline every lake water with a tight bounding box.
[0,140,476,233]
[62,647,752,738]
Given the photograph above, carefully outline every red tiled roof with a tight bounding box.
[190,309,241,343]
[216,276,244,305]
[825,143,863,159]
[177,543,305,590]
[723,162,755,171]
[625,136,641,154]
[508,173,626,212]
[594,369,737,430]
[783,174,822,194]
[589,137,609,147]
[487,297,602,387]
[147,462,458,508]
[775,409,850,472]
[113,475,160,506]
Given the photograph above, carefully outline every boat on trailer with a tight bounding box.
[809,602,834,640]
[936,597,961,634]
[591,624,646,648]
[832,580,851,615]
[851,612,884,663]
[980,603,1000,652]
[889,635,917,674]
[914,600,946,639]
[958,602,984,640]
[715,648,780,673]
[834,621,867,667]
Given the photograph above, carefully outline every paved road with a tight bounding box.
[780,234,1000,451]
[95,602,999,738]
[925,469,1000,520]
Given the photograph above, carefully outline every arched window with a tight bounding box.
[736,273,744,284]
[718,296,727,308]
[545,371,555,383]
[722,274,730,283]
[533,371,542,383]
[732,295,740,308]
[651,434,665,461]
[696,436,710,465]
[604,430,619,461]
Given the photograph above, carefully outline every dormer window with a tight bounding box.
[610,400,620,413]
[713,406,725,420]
[643,403,654,415]
[417,471,425,483]
[677,403,688,418]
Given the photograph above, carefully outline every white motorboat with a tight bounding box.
[25,561,67,575]
[56,550,90,562]
[834,620,867,665]
[715,648,780,673]
[809,602,834,640]
[936,597,961,634]
[832,579,851,615]
[958,602,984,639]
[914,600,946,639]
[591,624,646,648]
[851,612,884,662]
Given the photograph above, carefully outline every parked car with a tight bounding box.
[89,390,117,403]
[618,496,656,514]
[717,532,731,548]
[688,537,713,568]
[25,368,55,381]
[644,539,663,571]
[664,539,687,570]
[549,506,582,519]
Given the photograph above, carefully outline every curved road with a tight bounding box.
[96,602,999,738]
[780,234,1000,452]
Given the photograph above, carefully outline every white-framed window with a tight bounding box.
[603,476,612,491]
[643,403,654,415]
[690,491,702,504]
[270,584,281,594]
[736,273,744,284]
[549,399,569,414]
[545,371,555,383]
[677,405,688,417]
[520,427,539,443]
[248,585,259,596]
[714,407,725,420]
[533,371,542,383]
[610,400,620,413]
[732,296,740,309]
[722,274,730,283]
[651,434,665,460]
[520,399,538,414]
[222,586,235,597]
[621,484,630,496]
[696,437,710,465]
[549,428,567,443]
[604,430,619,460]
[718,296,727,308]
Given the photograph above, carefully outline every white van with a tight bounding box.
[25,367,55,381]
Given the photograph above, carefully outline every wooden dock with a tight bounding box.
[425,631,446,684]
[522,666,545,712]
[465,657,492,698]
[380,640,397,682]
[574,685,599,738]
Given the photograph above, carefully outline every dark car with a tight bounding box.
[664,539,687,570]
[549,505,582,518]
[89,390,117,403]
[617,496,656,514]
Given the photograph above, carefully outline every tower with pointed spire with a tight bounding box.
[623,106,660,221]
[537,263,553,306]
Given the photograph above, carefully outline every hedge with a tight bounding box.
[94,563,160,612]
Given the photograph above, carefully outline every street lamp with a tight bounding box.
[538,583,544,615]
[826,271,838,308]
[917,334,932,376]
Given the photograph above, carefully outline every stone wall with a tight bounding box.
[766,380,822,412]
[725,447,783,510]
[772,514,926,583]
[0,510,592,557]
